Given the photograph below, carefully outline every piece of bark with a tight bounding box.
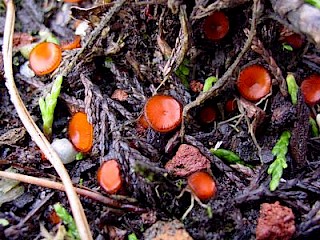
[270,0,320,47]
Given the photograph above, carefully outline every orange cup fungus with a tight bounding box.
[144,95,182,133]
[225,99,237,113]
[199,105,217,124]
[188,171,217,201]
[68,112,93,153]
[237,65,271,101]
[282,33,304,49]
[301,74,320,106]
[61,35,81,51]
[29,42,62,76]
[203,12,229,41]
[97,159,123,194]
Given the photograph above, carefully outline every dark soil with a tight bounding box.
[0,0,320,239]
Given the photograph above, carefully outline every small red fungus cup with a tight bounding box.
[203,12,229,41]
[198,105,217,124]
[237,65,271,101]
[282,33,304,49]
[225,98,237,113]
[61,35,81,51]
[97,159,123,194]
[144,95,182,133]
[29,42,62,76]
[188,171,217,201]
[68,112,93,153]
[301,74,320,106]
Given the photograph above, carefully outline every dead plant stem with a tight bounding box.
[0,171,146,213]
[2,1,92,239]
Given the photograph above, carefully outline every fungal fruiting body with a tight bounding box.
[237,65,271,101]
[97,159,123,194]
[199,105,217,124]
[187,171,217,201]
[68,112,93,153]
[29,42,62,76]
[301,74,320,106]
[203,12,229,41]
[61,35,81,51]
[144,95,182,133]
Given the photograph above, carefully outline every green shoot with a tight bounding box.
[286,74,298,105]
[39,75,63,138]
[75,152,85,161]
[305,0,320,8]
[309,117,319,137]
[210,148,245,165]
[175,59,190,89]
[203,76,217,92]
[0,218,9,227]
[128,233,139,240]
[53,203,80,240]
[267,131,291,191]
[282,43,293,51]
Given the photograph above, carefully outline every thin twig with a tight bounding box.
[2,1,92,239]
[0,171,147,213]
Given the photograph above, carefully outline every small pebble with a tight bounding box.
[51,138,78,164]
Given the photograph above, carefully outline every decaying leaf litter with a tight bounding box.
[0,0,320,239]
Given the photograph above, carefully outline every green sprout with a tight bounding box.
[267,131,291,191]
[75,152,85,161]
[53,203,80,240]
[39,75,63,138]
[128,233,139,240]
[305,0,320,9]
[210,148,245,165]
[282,43,293,51]
[175,59,190,88]
[203,76,217,92]
[309,117,319,137]
[286,74,298,105]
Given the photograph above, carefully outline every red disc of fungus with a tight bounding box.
[203,12,229,41]
[301,74,320,106]
[29,42,62,76]
[225,99,237,113]
[237,65,271,101]
[68,112,93,153]
[97,159,123,194]
[61,35,81,51]
[283,33,304,49]
[144,95,182,133]
[199,105,217,124]
[188,171,217,201]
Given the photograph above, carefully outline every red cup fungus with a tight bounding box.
[61,35,81,51]
[203,12,229,41]
[29,42,62,76]
[199,105,217,124]
[237,65,271,101]
[68,112,93,153]
[301,74,320,106]
[97,159,123,194]
[187,171,217,201]
[144,95,182,133]
[225,99,237,113]
[282,33,304,49]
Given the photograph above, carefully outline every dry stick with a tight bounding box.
[180,0,261,139]
[0,171,146,213]
[2,1,92,239]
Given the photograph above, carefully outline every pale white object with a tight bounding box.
[51,138,78,164]
[316,114,320,131]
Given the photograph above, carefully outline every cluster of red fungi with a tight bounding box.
[31,8,316,232]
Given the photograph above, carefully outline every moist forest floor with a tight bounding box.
[0,0,320,239]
